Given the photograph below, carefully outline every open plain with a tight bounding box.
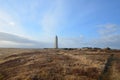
[0,48,120,80]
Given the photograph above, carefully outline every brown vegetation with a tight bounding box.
[0,48,120,80]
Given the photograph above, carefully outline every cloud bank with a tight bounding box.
[0,32,51,48]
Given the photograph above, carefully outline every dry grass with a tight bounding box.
[0,48,119,80]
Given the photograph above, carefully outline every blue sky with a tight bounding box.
[0,0,120,49]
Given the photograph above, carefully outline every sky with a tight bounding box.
[0,0,120,49]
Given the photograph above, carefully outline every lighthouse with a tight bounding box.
[55,35,58,49]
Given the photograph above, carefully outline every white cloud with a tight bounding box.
[0,32,51,48]
[98,24,118,36]
[41,14,57,34]
[0,41,34,48]
[89,24,120,49]
[9,22,16,26]
[0,10,25,36]
[40,0,66,36]
[0,1,53,48]
[90,34,120,49]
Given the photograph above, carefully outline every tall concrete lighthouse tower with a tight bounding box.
[55,35,58,49]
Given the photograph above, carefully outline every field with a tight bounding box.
[0,48,120,80]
